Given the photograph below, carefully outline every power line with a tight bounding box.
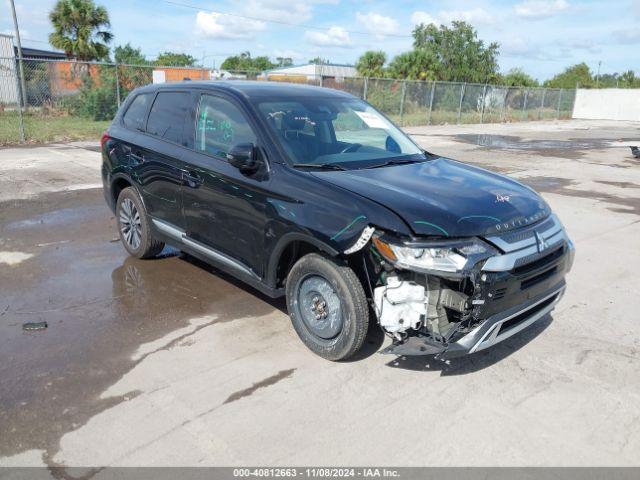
[164,0,412,39]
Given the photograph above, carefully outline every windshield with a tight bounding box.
[254,97,424,169]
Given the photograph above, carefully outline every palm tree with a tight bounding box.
[355,51,386,78]
[49,0,113,61]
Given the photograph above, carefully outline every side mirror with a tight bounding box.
[226,143,260,173]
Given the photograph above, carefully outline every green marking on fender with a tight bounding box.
[413,220,449,237]
[331,215,367,241]
[457,215,501,223]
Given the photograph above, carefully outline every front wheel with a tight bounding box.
[286,253,369,361]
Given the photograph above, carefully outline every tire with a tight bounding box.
[286,253,369,361]
[116,187,164,259]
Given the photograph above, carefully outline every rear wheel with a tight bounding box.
[116,187,164,259]
[286,253,369,361]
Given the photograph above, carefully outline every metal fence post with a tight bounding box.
[500,88,508,122]
[399,81,406,126]
[480,84,487,123]
[457,83,465,124]
[427,80,435,125]
[538,88,546,120]
[13,59,25,142]
[115,62,121,107]
[521,89,528,121]
[363,77,368,101]
[556,88,562,119]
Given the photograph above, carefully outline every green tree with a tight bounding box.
[48,0,112,61]
[276,57,293,67]
[155,52,197,66]
[355,50,386,78]
[410,21,499,83]
[309,57,330,65]
[221,52,276,72]
[544,63,593,88]
[114,43,147,65]
[387,49,438,80]
[618,70,640,88]
[500,68,539,87]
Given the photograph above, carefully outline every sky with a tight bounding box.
[2,0,639,80]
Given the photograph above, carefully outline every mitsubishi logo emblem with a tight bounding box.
[535,231,549,253]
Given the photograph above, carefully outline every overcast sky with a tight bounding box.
[3,0,639,80]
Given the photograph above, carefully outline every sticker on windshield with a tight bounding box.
[355,111,388,129]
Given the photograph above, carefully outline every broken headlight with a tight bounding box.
[373,236,497,274]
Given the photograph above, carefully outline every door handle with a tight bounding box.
[182,171,203,188]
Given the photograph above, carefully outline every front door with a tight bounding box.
[182,93,271,278]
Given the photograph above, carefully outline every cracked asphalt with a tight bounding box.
[0,120,639,467]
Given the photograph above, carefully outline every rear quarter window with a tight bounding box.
[122,93,152,131]
[146,91,193,148]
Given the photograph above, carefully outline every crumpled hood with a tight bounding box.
[311,158,550,238]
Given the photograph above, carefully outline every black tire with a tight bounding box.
[285,253,369,361]
[116,187,164,259]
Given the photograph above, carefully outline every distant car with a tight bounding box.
[101,81,574,361]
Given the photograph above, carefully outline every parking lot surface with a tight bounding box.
[1,120,639,467]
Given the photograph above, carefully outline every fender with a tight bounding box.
[267,232,340,288]
[108,172,147,213]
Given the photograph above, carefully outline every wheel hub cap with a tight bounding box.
[119,198,142,250]
[297,275,343,339]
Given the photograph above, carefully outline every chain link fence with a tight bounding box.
[0,58,576,145]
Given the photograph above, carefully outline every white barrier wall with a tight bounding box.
[572,88,640,121]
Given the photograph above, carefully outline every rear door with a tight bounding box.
[181,92,271,278]
[135,90,196,229]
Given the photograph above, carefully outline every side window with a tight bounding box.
[122,93,151,131]
[146,91,192,147]
[196,95,257,158]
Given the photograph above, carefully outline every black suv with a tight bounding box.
[102,81,574,361]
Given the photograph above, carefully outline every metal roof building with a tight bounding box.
[264,63,358,81]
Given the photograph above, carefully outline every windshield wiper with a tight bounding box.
[365,159,425,169]
[292,163,347,171]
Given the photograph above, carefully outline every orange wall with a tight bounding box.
[157,68,210,82]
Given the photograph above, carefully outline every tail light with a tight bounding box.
[100,132,110,148]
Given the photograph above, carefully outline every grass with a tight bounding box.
[0,112,109,146]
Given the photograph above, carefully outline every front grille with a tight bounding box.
[520,266,558,290]
[513,245,565,274]
[497,294,558,335]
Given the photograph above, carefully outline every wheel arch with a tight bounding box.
[110,174,149,213]
[267,233,340,289]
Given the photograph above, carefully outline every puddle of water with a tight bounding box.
[453,134,613,150]
[0,188,285,461]
[520,176,640,217]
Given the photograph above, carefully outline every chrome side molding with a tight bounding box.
[151,218,259,280]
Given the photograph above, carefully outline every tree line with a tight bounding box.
[46,0,640,89]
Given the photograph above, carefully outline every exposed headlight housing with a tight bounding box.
[373,236,497,274]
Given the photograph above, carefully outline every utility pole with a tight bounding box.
[596,60,601,88]
[9,0,28,109]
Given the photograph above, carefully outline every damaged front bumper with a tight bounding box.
[437,282,565,359]
[374,214,575,358]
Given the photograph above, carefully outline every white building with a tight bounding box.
[264,63,358,82]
